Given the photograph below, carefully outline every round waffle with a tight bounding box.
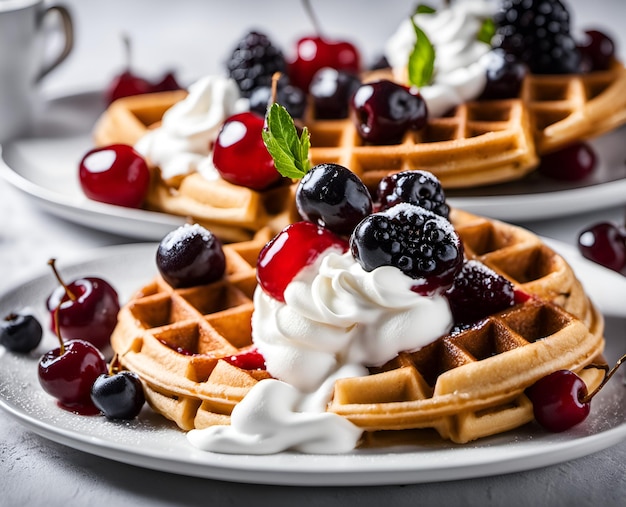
[110,211,605,444]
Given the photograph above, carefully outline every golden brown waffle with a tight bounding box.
[111,211,605,445]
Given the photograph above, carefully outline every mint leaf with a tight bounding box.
[477,18,496,45]
[408,19,435,88]
[413,4,436,15]
[261,103,311,179]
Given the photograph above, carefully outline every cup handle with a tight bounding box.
[36,5,74,83]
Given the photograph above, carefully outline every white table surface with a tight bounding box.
[1,1,625,505]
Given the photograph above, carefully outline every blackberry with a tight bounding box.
[375,170,450,219]
[493,0,581,74]
[445,260,515,326]
[350,203,463,294]
[226,31,286,97]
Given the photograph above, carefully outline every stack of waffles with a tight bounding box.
[110,210,606,444]
[92,61,626,237]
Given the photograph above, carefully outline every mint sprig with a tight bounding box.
[477,18,496,45]
[408,19,435,88]
[261,103,311,179]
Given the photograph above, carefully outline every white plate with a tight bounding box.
[0,242,625,486]
[1,91,625,240]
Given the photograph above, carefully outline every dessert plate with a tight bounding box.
[1,91,626,240]
[0,242,624,486]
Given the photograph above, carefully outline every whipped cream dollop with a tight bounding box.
[385,0,496,117]
[188,249,454,454]
[134,75,248,184]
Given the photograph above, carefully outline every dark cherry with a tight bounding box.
[0,312,43,353]
[376,170,450,218]
[212,112,281,190]
[577,222,626,273]
[577,29,615,72]
[151,71,182,92]
[538,142,597,181]
[46,259,120,352]
[156,223,226,288]
[79,144,150,208]
[296,163,372,236]
[351,80,427,145]
[479,49,527,100]
[249,78,307,119]
[309,67,361,119]
[257,221,348,302]
[91,370,145,420]
[223,348,266,370]
[38,339,108,414]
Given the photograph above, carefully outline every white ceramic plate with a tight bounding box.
[0,242,625,486]
[1,91,625,240]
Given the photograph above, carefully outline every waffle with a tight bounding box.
[110,211,605,445]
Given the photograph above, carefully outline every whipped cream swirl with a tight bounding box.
[134,75,248,184]
[188,249,453,454]
[385,0,496,117]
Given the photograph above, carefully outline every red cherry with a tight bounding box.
[212,112,281,191]
[79,144,150,208]
[46,259,121,352]
[38,339,108,414]
[223,348,266,370]
[526,370,590,432]
[151,71,182,93]
[288,36,360,92]
[538,142,597,181]
[104,70,152,105]
[257,221,348,302]
[577,222,626,273]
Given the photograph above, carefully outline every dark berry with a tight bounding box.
[538,142,597,181]
[156,224,226,288]
[0,312,43,353]
[376,170,449,219]
[249,77,307,119]
[479,49,527,100]
[226,31,286,97]
[350,203,463,294]
[351,80,428,145]
[445,260,516,326]
[91,371,145,420]
[525,370,590,432]
[296,163,373,236]
[309,67,361,119]
[577,29,616,72]
[577,222,626,273]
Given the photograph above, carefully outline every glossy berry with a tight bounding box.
[249,81,307,120]
[351,80,427,145]
[156,223,226,288]
[38,339,108,414]
[376,170,449,218]
[288,35,360,92]
[0,312,43,353]
[223,348,266,370]
[479,49,527,100]
[350,203,464,294]
[538,142,597,181]
[445,260,516,326]
[577,30,615,72]
[257,221,348,302]
[104,70,152,105]
[309,67,361,119]
[577,222,626,273]
[212,112,281,190]
[79,144,150,208]
[227,31,286,97]
[296,163,372,236]
[47,261,121,352]
[525,370,590,432]
[91,371,146,420]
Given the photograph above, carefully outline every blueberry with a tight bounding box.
[310,67,361,119]
[90,371,145,420]
[0,312,43,353]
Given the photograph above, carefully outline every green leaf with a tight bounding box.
[261,103,311,179]
[413,4,436,15]
[408,19,435,88]
[477,18,496,45]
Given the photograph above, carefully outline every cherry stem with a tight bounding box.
[53,305,65,355]
[122,32,132,69]
[109,353,120,375]
[302,0,323,37]
[48,258,77,302]
[581,353,626,403]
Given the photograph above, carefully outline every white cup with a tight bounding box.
[0,0,73,143]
